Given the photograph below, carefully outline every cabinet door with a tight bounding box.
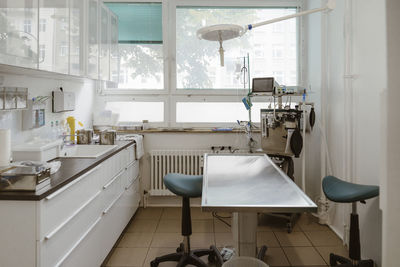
[38,0,69,74]
[109,11,119,85]
[87,0,99,79]
[0,0,39,69]
[69,0,84,76]
[99,4,110,81]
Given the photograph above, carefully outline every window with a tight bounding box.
[39,18,46,32]
[102,1,302,127]
[176,7,297,89]
[23,19,31,33]
[60,42,68,57]
[105,3,163,90]
[105,101,164,122]
[39,44,45,62]
[272,44,284,58]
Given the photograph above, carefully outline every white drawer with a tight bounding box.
[39,190,102,267]
[100,170,124,212]
[125,160,139,189]
[39,164,103,239]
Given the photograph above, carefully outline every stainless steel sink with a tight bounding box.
[59,145,117,158]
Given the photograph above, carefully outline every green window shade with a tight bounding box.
[105,3,162,44]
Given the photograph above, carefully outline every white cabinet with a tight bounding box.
[99,3,110,81]
[109,11,119,84]
[0,145,140,267]
[86,0,99,79]
[38,0,69,74]
[0,0,118,81]
[0,0,39,69]
[69,0,85,76]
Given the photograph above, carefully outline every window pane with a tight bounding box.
[108,43,163,89]
[176,7,297,89]
[105,102,164,122]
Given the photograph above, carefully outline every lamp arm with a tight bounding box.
[246,0,335,31]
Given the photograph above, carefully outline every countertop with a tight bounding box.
[0,141,135,201]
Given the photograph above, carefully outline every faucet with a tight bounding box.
[60,134,82,150]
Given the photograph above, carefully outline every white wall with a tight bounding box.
[382,0,400,266]
[0,70,96,146]
[306,0,385,265]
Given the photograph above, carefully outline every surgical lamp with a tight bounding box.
[196,0,336,66]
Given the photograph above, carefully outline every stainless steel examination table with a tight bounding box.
[201,154,317,257]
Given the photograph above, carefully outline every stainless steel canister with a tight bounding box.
[77,129,93,144]
[100,130,116,145]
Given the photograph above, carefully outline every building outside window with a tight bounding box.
[39,44,45,62]
[23,19,31,33]
[60,42,68,57]
[39,18,46,32]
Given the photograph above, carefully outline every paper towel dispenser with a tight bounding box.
[52,89,75,113]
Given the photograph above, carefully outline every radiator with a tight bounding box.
[150,150,211,196]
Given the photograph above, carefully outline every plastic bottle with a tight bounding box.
[50,121,56,140]
[55,120,62,139]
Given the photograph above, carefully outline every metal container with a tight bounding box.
[100,130,116,145]
[77,129,93,144]
[0,166,51,191]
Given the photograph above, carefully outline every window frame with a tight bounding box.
[101,0,305,127]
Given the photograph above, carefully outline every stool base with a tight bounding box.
[330,253,374,267]
[151,243,222,267]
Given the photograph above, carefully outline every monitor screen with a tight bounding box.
[252,77,275,93]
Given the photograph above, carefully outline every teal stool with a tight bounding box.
[151,174,222,267]
[322,176,379,267]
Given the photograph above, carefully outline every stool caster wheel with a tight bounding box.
[176,243,184,253]
[150,260,158,267]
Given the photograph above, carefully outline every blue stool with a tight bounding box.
[151,174,222,267]
[322,176,379,267]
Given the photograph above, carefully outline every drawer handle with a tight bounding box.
[125,179,136,190]
[103,169,123,190]
[103,191,124,215]
[44,190,102,241]
[55,216,102,267]
[45,164,102,201]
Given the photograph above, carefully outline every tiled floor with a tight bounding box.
[103,207,349,267]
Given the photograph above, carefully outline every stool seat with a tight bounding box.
[164,173,203,198]
[322,176,379,203]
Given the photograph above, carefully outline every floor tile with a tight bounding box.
[151,233,183,248]
[275,231,312,247]
[144,247,214,267]
[191,207,213,219]
[161,207,182,220]
[257,232,280,247]
[135,208,163,220]
[214,218,231,233]
[144,247,178,267]
[190,233,215,247]
[315,246,349,264]
[283,246,326,266]
[156,220,181,233]
[298,213,330,232]
[192,220,214,233]
[126,219,158,233]
[258,213,301,232]
[215,233,234,247]
[304,231,343,247]
[106,247,148,267]
[259,247,290,266]
[118,233,153,248]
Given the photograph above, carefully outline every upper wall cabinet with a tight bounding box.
[99,3,110,81]
[0,0,39,69]
[38,0,69,74]
[0,0,117,81]
[87,0,99,80]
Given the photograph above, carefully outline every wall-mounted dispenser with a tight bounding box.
[52,87,75,113]
[22,99,46,130]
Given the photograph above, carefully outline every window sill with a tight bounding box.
[113,127,261,134]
